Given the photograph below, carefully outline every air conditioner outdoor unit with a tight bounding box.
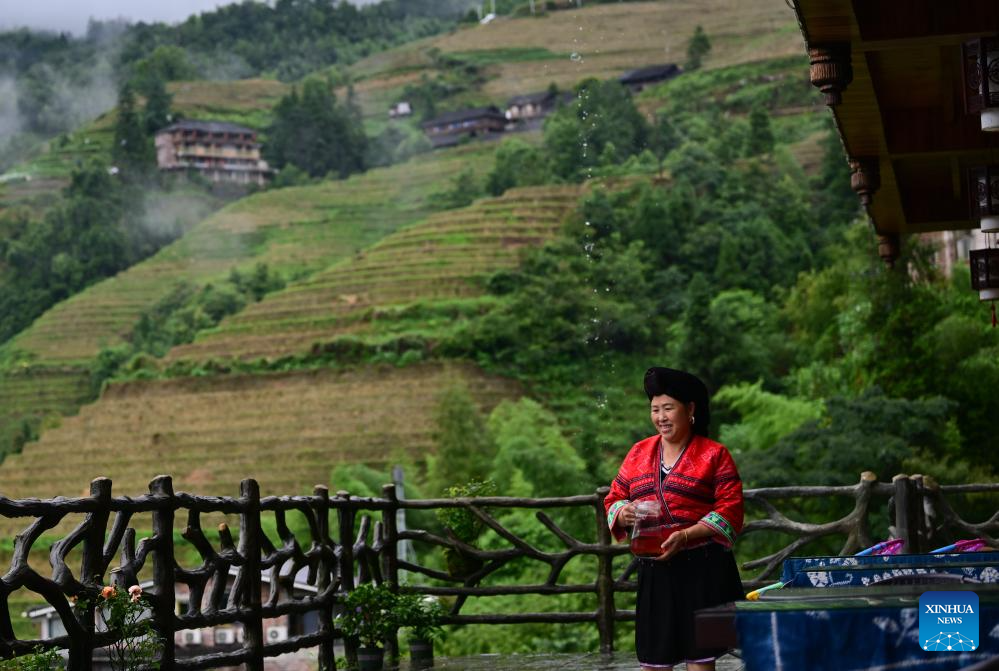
[181,629,202,645]
[214,628,236,645]
[266,626,288,643]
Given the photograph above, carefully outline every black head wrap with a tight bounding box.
[643,367,710,437]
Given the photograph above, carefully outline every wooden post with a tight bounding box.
[381,483,400,664]
[337,491,358,670]
[150,475,176,671]
[240,479,265,671]
[314,485,337,671]
[910,474,927,551]
[594,486,615,654]
[71,478,111,671]
[892,474,920,554]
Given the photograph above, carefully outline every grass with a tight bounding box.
[167,78,290,131]
[447,47,567,66]
[639,55,819,112]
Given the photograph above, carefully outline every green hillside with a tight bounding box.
[165,185,579,363]
[0,142,494,464]
[0,0,813,484]
[3,144,492,367]
[345,0,801,124]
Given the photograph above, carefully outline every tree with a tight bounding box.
[746,105,775,155]
[142,73,173,134]
[425,385,496,495]
[812,123,860,232]
[111,83,155,179]
[265,78,367,179]
[715,381,823,454]
[650,112,680,174]
[485,139,552,196]
[430,168,483,210]
[131,45,198,90]
[677,273,716,390]
[686,25,711,70]
[487,398,589,498]
[543,78,650,181]
[739,389,958,487]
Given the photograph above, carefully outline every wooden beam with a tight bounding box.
[851,0,999,43]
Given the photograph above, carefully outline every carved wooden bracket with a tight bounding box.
[877,233,901,268]
[849,157,881,207]
[809,43,854,105]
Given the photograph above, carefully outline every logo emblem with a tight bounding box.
[919,591,979,652]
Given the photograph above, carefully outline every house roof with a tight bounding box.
[158,120,258,136]
[790,0,999,234]
[507,91,556,107]
[422,106,505,128]
[619,63,682,84]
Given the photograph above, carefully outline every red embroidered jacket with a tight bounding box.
[604,434,744,547]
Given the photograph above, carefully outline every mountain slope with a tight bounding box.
[165,185,580,363]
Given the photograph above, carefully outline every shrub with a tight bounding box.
[335,582,400,648]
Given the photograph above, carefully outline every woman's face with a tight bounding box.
[650,394,694,445]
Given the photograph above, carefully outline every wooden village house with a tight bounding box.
[388,101,413,119]
[504,90,573,130]
[155,120,273,187]
[421,106,507,148]
[618,63,682,93]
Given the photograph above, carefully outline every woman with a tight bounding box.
[605,367,744,671]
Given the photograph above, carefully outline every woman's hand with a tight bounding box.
[654,527,689,561]
[618,502,638,527]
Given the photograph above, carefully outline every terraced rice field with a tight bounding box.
[2,144,494,367]
[166,185,580,362]
[349,0,802,104]
[0,362,519,505]
[168,78,290,129]
[0,367,93,452]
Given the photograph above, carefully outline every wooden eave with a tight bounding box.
[792,0,999,234]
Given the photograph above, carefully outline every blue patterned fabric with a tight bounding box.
[787,564,999,587]
[781,552,999,583]
[736,597,999,671]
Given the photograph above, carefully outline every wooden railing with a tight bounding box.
[0,472,995,669]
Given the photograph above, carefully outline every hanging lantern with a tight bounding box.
[968,165,999,232]
[970,246,999,328]
[962,36,999,132]
[970,248,999,300]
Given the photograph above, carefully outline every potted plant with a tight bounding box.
[335,582,399,671]
[394,593,445,669]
